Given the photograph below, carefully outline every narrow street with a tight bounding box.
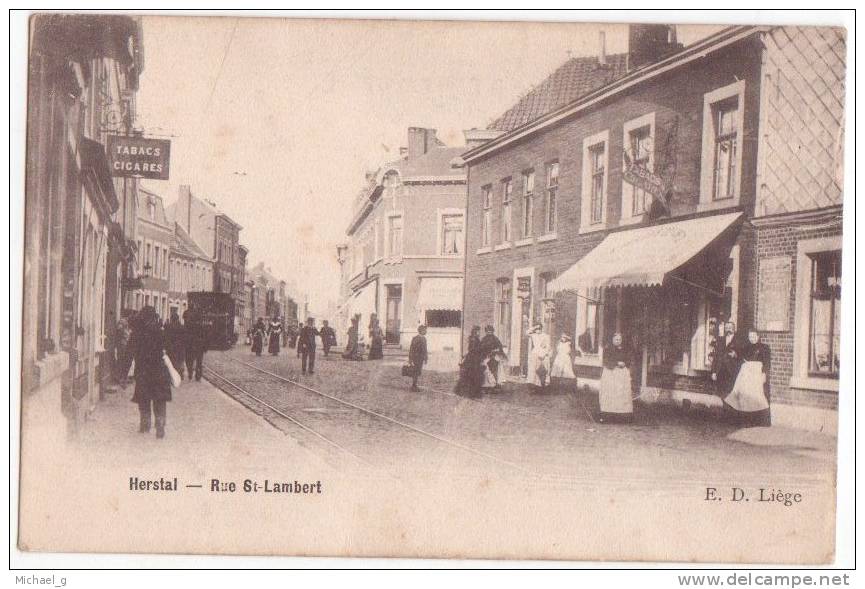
[205,346,836,496]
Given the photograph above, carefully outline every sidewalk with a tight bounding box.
[74,376,335,474]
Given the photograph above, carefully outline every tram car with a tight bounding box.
[187,291,237,350]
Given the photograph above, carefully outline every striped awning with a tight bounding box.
[416,277,463,312]
[549,212,742,291]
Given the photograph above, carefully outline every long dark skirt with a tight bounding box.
[268,334,281,355]
[368,337,383,360]
[252,335,263,355]
[455,356,484,398]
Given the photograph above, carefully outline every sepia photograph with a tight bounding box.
[12,9,853,569]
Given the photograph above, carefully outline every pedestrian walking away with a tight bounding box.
[183,306,205,381]
[598,332,634,424]
[267,316,283,356]
[164,310,187,381]
[298,317,319,374]
[367,315,384,360]
[724,330,772,427]
[319,320,336,357]
[251,317,266,356]
[455,326,484,397]
[408,325,428,392]
[342,314,363,361]
[129,306,172,438]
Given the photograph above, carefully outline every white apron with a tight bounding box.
[724,360,769,412]
[526,333,551,386]
[550,341,576,379]
[599,366,633,414]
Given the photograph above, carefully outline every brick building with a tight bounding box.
[168,185,244,313]
[167,222,214,317]
[338,127,467,352]
[247,262,297,328]
[130,188,173,318]
[461,25,845,431]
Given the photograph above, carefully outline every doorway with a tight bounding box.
[385,284,402,345]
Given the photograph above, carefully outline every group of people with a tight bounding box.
[454,325,507,397]
[249,317,337,374]
[113,305,207,439]
[341,313,385,361]
[711,322,772,427]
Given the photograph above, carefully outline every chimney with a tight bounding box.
[598,31,607,67]
[407,127,439,160]
[628,24,682,70]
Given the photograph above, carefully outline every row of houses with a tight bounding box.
[337,24,845,433]
[21,14,302,437]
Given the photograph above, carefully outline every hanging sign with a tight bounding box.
[106,135,171,180]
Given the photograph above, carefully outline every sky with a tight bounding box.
[135,15,724,316]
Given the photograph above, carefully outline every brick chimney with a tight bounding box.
[178,184,193,233]
[406,127,441,160]
[628,24,682,70]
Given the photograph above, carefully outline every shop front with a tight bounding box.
[550,212,746,407]
[415,276,463,352]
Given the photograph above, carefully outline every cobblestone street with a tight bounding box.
[205,346,836,496]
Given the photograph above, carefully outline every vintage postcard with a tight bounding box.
[16,12,848,563]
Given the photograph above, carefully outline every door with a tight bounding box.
[385,284,402,345]
[515,276,532,377]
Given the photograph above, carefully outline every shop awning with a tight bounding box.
[549,212,743,291]
[416,277,463,311]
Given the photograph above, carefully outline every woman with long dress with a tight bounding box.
[598,332,634,423]
[480,325,505,391]
[267,317,283,356]
[550,334,576,382]
[724,330,771,427]
[342,315,363,361]
[251,318,266,356]
[455,326,484,398]
[368,318,384,360]
[526,323,552,391]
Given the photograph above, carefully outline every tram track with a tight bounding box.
[204,355,532,477]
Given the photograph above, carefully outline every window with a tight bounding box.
[807,251,841,377]
[628,126,652,215]
[163,249,168,279]
[538,272,556,335]
[501,179,512,243]
[144,243,151,275]
[425,310,461,328]
[544,163,558,234]
[712,98,739,201]
[387,214,403,257]
[521,170,534,237]
[589,145,605,224]
[383,171,399,200]
[147,198,156,220]
[481,185,493,247]
[581,130,609,230]
[441,214,464,256]
[700,80,745,206]
[576,287,601,356]
[495,279,511,348]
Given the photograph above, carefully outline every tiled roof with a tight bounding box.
[489,53,629,132]
[171,223,210,260]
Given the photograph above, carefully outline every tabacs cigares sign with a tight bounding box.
[106,135,171,180]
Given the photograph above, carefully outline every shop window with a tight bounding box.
[521,170,534,237]
[544,162,559,234]
[576,287,601,356]
[538,272,556,336]
[425,310,461,328]
[807,250,841,377]
[501,179,513,243]
[481,185,493,247]
[495,279,511,348]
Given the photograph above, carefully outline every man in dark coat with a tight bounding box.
[712,321,743,397]
[183,306,205,382]
[298,317,320,375]
[130,306,171,438]
[408,325,429,392]
[480,325,504,388]
[319,320,336,357]
[164,310,187,380]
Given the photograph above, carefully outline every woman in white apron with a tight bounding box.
[724,330,771,427]
[598,332,634,423]
[550,334,576,391]
[526,324,551,390]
